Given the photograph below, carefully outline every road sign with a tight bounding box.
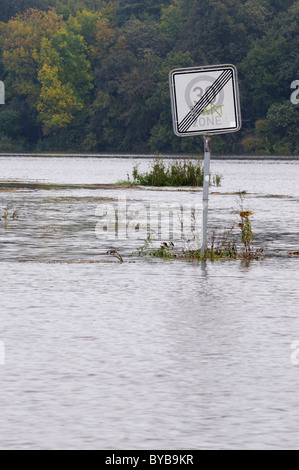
[169,64,241,137]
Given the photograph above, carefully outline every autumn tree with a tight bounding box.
[2,9,63,104]
[0,0,57,22]
[0,0,298,153]
[37,31,93,134]
[115,0,171,25]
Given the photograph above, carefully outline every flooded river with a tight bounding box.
[0,156,299,450]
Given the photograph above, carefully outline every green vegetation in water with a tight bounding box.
[1,206,19,229]
[3,206,9,229]
[239,211,255,258]
[136,237,176,259]
[136,205,263,262]
[116,175,138,188]
[123,158,222,187]
[184,211,262,261]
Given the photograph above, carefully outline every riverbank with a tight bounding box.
[0,152,299,160]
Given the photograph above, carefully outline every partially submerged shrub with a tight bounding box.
[239,211,254,258]
[135,200,263,262]
[135,236,176,260]
[183,226,238,261]
[131,158,222,187]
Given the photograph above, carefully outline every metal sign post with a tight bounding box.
[202,135,212,254]
[169,64,242,253]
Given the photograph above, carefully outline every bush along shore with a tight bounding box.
[119,158,223,187]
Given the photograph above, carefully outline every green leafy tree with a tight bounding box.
[115,0,171,25]
[0,0,57,22]
[172,0,271,64]
[147,51,198,153]
[90,19,168,151]
[265,102,299,154]
[2,9,63,104]
[0,0,298,153]
[159,0,186,45]
[241,36,292,119]
[37,29,93,133]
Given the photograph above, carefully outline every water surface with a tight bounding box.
[0,156,298,450]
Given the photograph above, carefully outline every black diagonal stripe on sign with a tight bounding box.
[178,70,232,133]
[178,69,233,133]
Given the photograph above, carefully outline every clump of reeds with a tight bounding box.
[135,198,263,262]
[183,208,262,261]
[135,236,176,260]
[2,206,9,229]
[1,206,19,229]
[239,211,255,258]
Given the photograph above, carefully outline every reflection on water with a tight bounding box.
[0,157,299,450]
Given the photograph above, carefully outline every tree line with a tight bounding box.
[0,0,298,154]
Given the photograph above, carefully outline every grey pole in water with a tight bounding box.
[201,135,212,255]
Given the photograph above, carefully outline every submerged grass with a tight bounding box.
[184,205,264,261]
[135,237,177,260]
[135,200,264,262]
[1,206,19,229]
